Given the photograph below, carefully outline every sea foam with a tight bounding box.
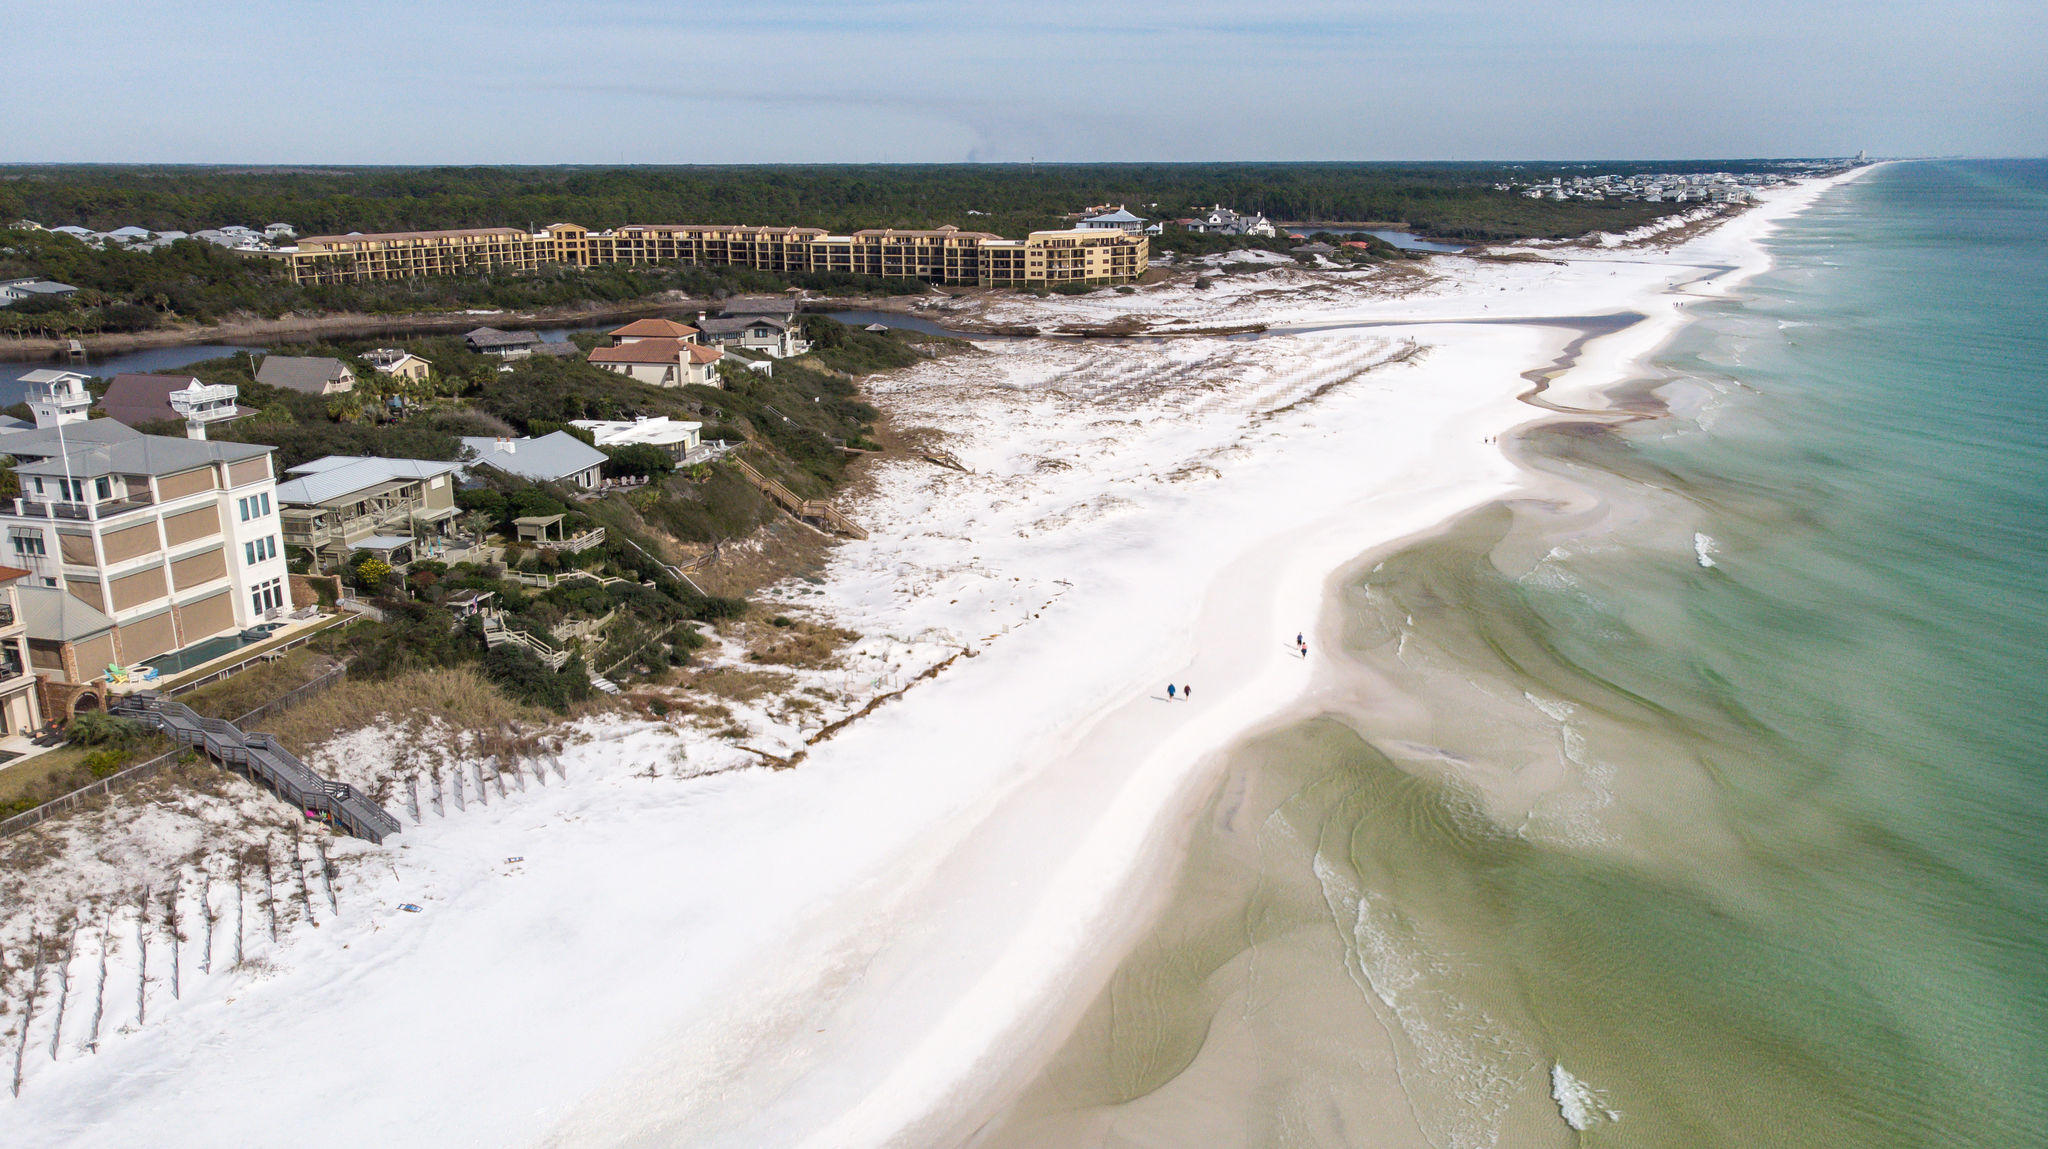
[1550,1064,1621,1130]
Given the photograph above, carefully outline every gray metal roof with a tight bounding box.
[0,418,146,460]
[11,430,270,479]
[255,355,352,394]
[275,455,461,506]
[16,584,116,642]
[1083,208,1145,224]
[350,535,414,551]
[461,432,607,484]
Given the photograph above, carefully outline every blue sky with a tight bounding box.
[6,1,2044,162]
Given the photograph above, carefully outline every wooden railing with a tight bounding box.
[0,664,351,839]
[481,616,571,670]
[728,455,868,540]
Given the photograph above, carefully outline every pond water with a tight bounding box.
[1286,227,1468,253]
[0,344,259,406]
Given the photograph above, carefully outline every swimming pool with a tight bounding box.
[142,632,251,675]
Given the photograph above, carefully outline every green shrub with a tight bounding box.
[66,710,144,747]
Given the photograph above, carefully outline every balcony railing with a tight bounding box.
[13,493,155,521]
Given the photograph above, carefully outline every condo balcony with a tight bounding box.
[12,491,157,520]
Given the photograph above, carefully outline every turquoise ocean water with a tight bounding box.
[973,161,2048,1147]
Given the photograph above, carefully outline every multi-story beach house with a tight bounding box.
[289,221,1147,288]
[273,455,463,572]
[0,565,47,740]
[0,382,291,715]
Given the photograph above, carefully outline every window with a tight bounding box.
[261,493,271,516]
[238,497,249,522]
[10,534,45,557]
[251,576,285,614]
[95,476,112,501]
[245,536,277,564]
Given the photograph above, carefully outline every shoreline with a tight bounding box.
[938,163,1886,1144]
[538,174,1874,1145]
[0,168,1874,1147]
[819,166,1878,1146]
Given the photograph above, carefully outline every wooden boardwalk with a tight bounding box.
[112,693,403,844]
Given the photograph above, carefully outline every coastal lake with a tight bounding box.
[1277,226,1469,252]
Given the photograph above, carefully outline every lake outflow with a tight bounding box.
[973,161,2048,1147]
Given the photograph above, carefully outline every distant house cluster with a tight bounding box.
[1176,206,1277,238]
[8,219,297,253]
[1496,171,1789,205]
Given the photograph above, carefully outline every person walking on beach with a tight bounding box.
[1183,684,1192,701]
[1167,683,1176,701]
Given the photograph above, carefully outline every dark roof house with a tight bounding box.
[464,327,541,354]
[256,355,356,395]
[97,373,257,428]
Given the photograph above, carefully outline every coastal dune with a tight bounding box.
[0,173,1866,1148]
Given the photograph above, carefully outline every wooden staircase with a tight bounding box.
[481,615,572,670]
[113,693,403,844]
[728,455,868,540]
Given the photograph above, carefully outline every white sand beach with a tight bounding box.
[0,170,1870,1147]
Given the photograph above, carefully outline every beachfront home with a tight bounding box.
[256,355,355,395]
[97,373,255,433]
[16,583,118,721]
[569,416,704,462]
[588,338,722,387]
[698,315,806,358]
[0,279,80,307]
[0,420,290,715]
[0,565,47,742]
[464,327,541,357]
[1078,207,1147,234]
[461,432,608,490]
[1183,206,1277,238]
[274,455,462,571]
[363,348,433,384]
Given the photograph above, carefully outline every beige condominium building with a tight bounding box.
[289,221,1146,288]
[0,418,290,714]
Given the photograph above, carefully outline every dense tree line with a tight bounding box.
[0,161,1788,246]
[0,225,926,332]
